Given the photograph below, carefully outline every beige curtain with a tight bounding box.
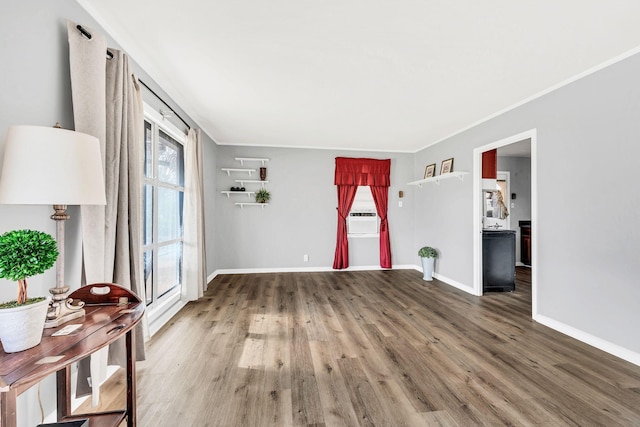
[183,128,207,300]
[67,21,146,398]
[103,49,146,366]
[67,22,106,286]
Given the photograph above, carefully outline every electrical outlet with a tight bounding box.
[303,254,309,262]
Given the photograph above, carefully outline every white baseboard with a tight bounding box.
[213,266,334,275]
[534,314,640,367]
[515,262,532,268]
[432,273,475,294]
[207,272,216,288]
[411,265,476,295]
[211,264,418,277]
[148,299,187,337]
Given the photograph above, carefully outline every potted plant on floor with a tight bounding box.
[0,229,58,352]
[255,188,271,204]
[418,246,438,281]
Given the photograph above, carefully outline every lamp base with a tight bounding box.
[44,285,86,328]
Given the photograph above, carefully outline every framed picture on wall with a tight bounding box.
[440,158,454,174]
[424,163,436,178]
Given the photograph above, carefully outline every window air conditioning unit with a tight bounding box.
[348,212,379,235]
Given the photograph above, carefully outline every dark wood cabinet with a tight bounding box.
[519,220,531,266]
[0,284,144,427]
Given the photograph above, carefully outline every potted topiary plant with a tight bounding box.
[0,229,58,352]
[418,246,438,281]
[255,188,271,204]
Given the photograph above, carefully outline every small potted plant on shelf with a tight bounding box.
[0,229,58,352]
[418,246,438,281]
[255,188,271,204]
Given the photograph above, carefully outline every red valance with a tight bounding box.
[334,157,391,187]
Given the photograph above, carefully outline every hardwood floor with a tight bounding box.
[77,268,640,426]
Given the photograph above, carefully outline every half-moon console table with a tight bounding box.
[0,283,145,427]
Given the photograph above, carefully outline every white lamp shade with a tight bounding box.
[0,125,106,205]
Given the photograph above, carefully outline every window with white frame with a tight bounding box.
[143,108,185,312]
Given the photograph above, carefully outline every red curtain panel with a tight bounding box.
[333,157,391,269]
[370,185,392,268]
[332,184,358,269]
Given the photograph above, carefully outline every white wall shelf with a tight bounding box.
[235,202,268,209]
[221,191,256,198]
[235,157,269,166]
[221,168,256,176]
[235,179,269,187]
[408,171,469,187]
[221,158,271,205]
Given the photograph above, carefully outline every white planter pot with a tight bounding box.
[420,257,435,281]
[0,298,49,353]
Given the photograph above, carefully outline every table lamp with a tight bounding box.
[0,124,106,327]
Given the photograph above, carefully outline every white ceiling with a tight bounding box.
[498,139,531,158]
[78,1,640,153]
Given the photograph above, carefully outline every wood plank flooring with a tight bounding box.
[76,268,640,426]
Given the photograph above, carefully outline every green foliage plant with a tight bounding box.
[0,229,58,306]
[255,188,271,203]
[418,246,438,258]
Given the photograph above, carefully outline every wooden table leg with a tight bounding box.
[1,388,18,427]
[56,365,72,420]
[126,330,137,427]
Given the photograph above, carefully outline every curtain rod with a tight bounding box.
[137,80,191,130]
[76,24,191,130]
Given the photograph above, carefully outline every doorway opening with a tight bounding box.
[472,129,538,317]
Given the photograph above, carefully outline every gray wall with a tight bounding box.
[0,2,216,424]
[0,0,215,302]
[413,51,640,356]
[412,143,474,287]
[497,155,532,263]
[214,146,415,270]
[203,136,219,278]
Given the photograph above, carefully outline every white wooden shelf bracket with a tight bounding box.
[235,202,268,209]
[235,157,269,166]
[235,179,268,187]
[221,168,256,176]
[221,191,255,198]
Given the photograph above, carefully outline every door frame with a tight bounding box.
[472,129,538,316]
